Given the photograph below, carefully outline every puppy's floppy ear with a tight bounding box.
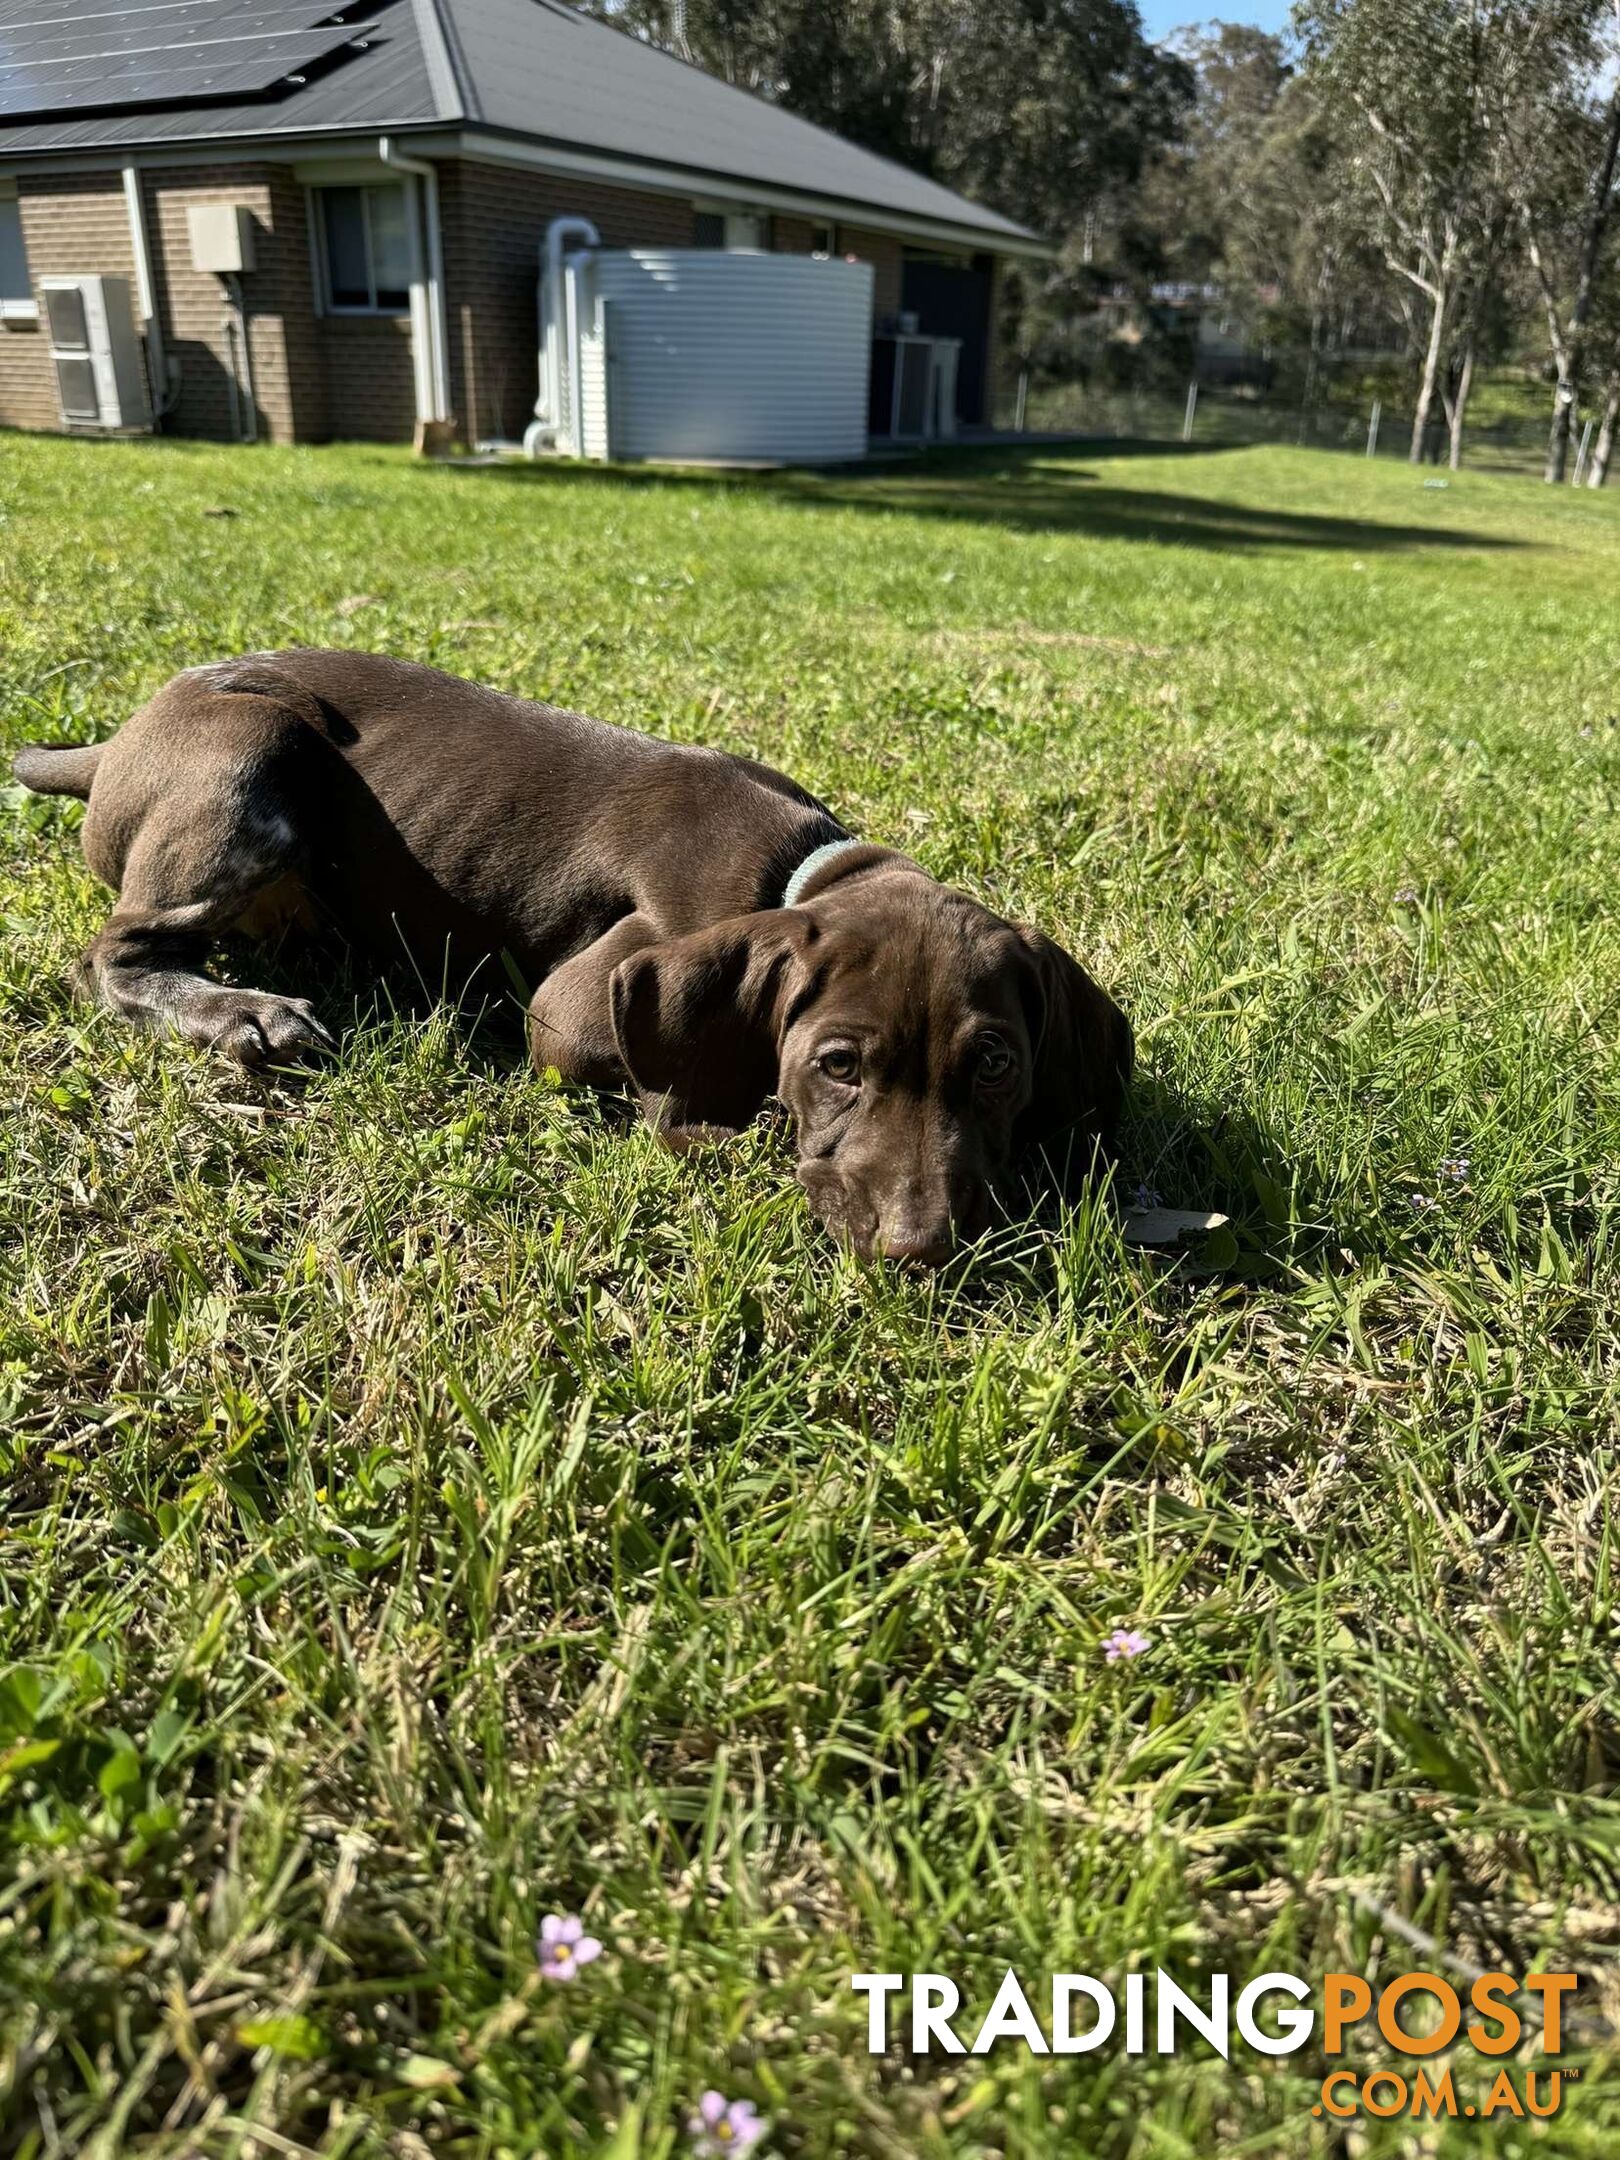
[611,912,812,1140]
[1016,927,1134,1174]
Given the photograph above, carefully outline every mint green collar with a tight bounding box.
[782,835,863,908]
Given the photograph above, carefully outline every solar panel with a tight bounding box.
[0,4,351,65]
[0,2,377,118]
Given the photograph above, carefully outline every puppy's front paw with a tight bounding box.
[208,992,334,1069]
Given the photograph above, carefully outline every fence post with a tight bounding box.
[1366,399,1381,458]
[1183,380,1198,443]
[1015,364,1028,434]
[1573,417,1594,486]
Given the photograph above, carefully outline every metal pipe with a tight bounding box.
[226,273,256,442]
[379,137,450,423]
[526,215,598,456]
[221,307,240,442]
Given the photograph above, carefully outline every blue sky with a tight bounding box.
[1138,1,1294,42]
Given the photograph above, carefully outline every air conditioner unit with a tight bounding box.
[40,275,151,432]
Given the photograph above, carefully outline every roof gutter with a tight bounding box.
[379,134,451,424]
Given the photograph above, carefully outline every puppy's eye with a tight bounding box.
[818,1045,861,1084]
[975,1034,1014,1083]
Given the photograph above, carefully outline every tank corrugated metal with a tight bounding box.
[572,250,873,464]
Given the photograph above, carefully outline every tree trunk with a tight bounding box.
[1547,371,1581,487]
[1545,83,1620,484]
[1589,376,1620,488]
[1300,287,1324,447]
[1448,331,1476,470]
[1410,282,1450,463]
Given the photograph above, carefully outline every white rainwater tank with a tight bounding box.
[567,249,873,465]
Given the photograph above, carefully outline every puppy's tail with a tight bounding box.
[12,740,104,798]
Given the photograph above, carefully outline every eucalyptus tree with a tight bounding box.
[1498,0,1620,480]
[1295,0,1586,464]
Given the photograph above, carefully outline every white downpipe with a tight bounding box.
[379,137,450,423]
[121,162,174,423]
[525,215,598,457]
[404,174,436,423]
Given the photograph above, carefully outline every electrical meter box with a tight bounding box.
[187,203,256,275]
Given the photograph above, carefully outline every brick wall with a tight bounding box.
[440,157,695,443]
[322,314,417,439]
[146,161,414,441]
[0,160,418,444]
[838,225,903,321]
[0,163,341,444]
[143,163,306,443]
[0,173,137,433]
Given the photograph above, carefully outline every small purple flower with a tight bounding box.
[1102,1627,1150,1663]
[1438,1156,1470,1182]
[537,1913,602,1981]
[1131,1182,1163,1211]
[1409,1193,1438,1214]
[1394,886,1420,907]
[688,2093,766,2156]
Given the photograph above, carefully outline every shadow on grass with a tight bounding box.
[1003,1063,1314,1295]
[461,442,1525,556]
[222,929,534,1083]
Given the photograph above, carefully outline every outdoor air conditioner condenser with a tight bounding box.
[41,275,151,432]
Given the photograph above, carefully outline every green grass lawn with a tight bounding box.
[2,435,1618,2158]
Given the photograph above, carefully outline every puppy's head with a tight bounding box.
[610,854,1132,1265]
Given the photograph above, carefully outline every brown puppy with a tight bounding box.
[15,650,1131,1263]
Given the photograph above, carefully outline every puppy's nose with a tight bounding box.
[875,1221,955,1268]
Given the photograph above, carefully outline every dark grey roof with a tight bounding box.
[449,1,1037,243]
[0,0,1038,248]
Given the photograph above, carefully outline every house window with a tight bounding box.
[692,207,768,251]
[316,183,411,312]
[811,224,834,257]
[0,184,34,322]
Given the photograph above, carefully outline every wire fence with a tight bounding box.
[999,378,1584,481]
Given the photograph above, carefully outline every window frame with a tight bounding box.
[312,181,413,317]
[0,183,36,324]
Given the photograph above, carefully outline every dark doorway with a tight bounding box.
[899,251,993,425]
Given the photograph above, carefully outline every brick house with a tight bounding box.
[0,0,1044,451]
